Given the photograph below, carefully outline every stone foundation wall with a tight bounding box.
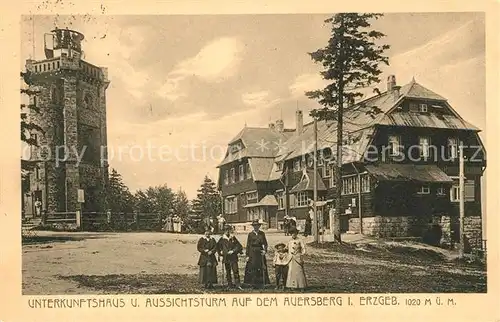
[350,215,483,250]
[464,216,482,249]
[350,216,424,238]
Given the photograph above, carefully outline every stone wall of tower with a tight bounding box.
[75,74,109,212]
[25,69,67,213]
[23,44,109,215]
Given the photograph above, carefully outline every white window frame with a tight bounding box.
[225,195,238,214]
[419,136,431,159]
[238,164,244,181]
[295,192,309,207]
[361,174,371,193]
[34,167,41,180]
[450,178,475,202]
[341,174,360,195]
[229,168,235,184]
[437,187,446,196]
[246,190,258,202]
[448,137,458,160]
[276,190,285,210]
[450,185,460,202]
[318,154,324,166]
[417,185,431,195]
[245,163,252,179]
[224,170,229,185]
[324,163,331,178]
[330,166,336,187]
[388,135,402,156]
[247,207,261,221]
[419,103,428,112]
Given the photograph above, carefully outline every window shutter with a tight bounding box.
[465,180,475,201]
[289,194,295,208]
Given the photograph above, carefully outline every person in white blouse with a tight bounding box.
[285,227,307,290]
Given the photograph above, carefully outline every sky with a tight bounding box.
[20,12,486,199]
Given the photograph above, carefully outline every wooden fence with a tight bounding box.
[42,212,163,232]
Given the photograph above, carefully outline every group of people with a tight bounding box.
[283,214,312,237]
[196,218,307,291]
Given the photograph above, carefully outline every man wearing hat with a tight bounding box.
[217,225,243,289]
[243,219,271,288]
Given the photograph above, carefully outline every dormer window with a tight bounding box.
[277,162,283,171]
[419,103,428,113]
[231,142,243,153]
[409,102,418,112]
[293,159,301,172]
[318,154,324,166]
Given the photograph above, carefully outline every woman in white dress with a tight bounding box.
[285,227,307,290]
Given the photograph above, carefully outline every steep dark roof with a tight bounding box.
[219,77,481,181]
[218,127,292,166]
[401,79,447,101]
[365,164,453,183]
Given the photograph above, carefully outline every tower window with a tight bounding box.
[84,93,94,109]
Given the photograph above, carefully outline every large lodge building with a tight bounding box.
[217,75,486,248]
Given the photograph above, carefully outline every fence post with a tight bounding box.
[107,211,111,224]
[76,210,81,230]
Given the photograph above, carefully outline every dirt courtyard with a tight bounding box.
[22,231,486,295]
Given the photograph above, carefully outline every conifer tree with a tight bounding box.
[192,176,221,228]
[306,13,390,242]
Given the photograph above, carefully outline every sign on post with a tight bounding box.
[77,189,85,203]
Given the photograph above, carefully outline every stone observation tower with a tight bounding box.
[23,28,109,216]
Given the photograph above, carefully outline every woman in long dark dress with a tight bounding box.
[243,219,271,288]
[197,229,218,289]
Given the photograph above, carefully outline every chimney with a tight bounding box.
[393,85,401,102]
[387,75,396,92]
[275,119,284,132]
[296,110,303,135]
[268,122,275,130]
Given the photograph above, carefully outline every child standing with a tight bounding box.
[273,243,290,290]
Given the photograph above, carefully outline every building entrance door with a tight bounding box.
[32,190,42,218]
